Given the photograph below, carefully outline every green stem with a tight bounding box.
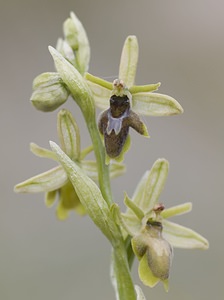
[111,243,136,300]
[87,120,113,205]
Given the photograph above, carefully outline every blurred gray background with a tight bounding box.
[1,0,223,299]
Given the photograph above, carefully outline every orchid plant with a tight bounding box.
[14,12,209,300]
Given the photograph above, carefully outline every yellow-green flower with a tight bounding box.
[112,159,209,290]
[14,109,125,220]
[86,36,183,162]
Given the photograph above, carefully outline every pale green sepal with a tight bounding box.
[57,109,81,161]
[135,159,169,213]
[161,202,192,219]
[119,35,139,88]
[48,46,95,123]
[131,170,150,207]
[138,254,160,288]
[132,92,183,116]
[14,166,68,193]
[50,141,121,243]
[130,82,161,94]
[85,78,111,110]
[135,285,147,300]
[70,11,90,75]
[30,143,57,160]
[124,193,144,220]
[162,219,209,249]
[45,190,57,207]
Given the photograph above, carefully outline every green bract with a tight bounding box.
[113,158,209,290]
[14,109,125,220]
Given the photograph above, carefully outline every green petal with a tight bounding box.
[131,159,169,214]
[132,92,183,116]
[138,254,160,288]
[57,109,81,160]
[130,82,161,94]
[119,35,138,88]
[30,143,57,160]
[162,219,209,249]
[45,190,57,207]
[14,166,67,193]
[161,202,192,219]
[50,141,122,244]
[124,193,144,220]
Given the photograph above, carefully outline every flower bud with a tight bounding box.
[57,109,81,161]
[63,18,79,50]
[31,72,69,112]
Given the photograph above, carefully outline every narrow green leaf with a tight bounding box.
[50,141,120,243]
[48,46,95,122]
[132,92,183,116]
[119,35,139,88]
[14,166,67,193]
[163,219,209,249]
